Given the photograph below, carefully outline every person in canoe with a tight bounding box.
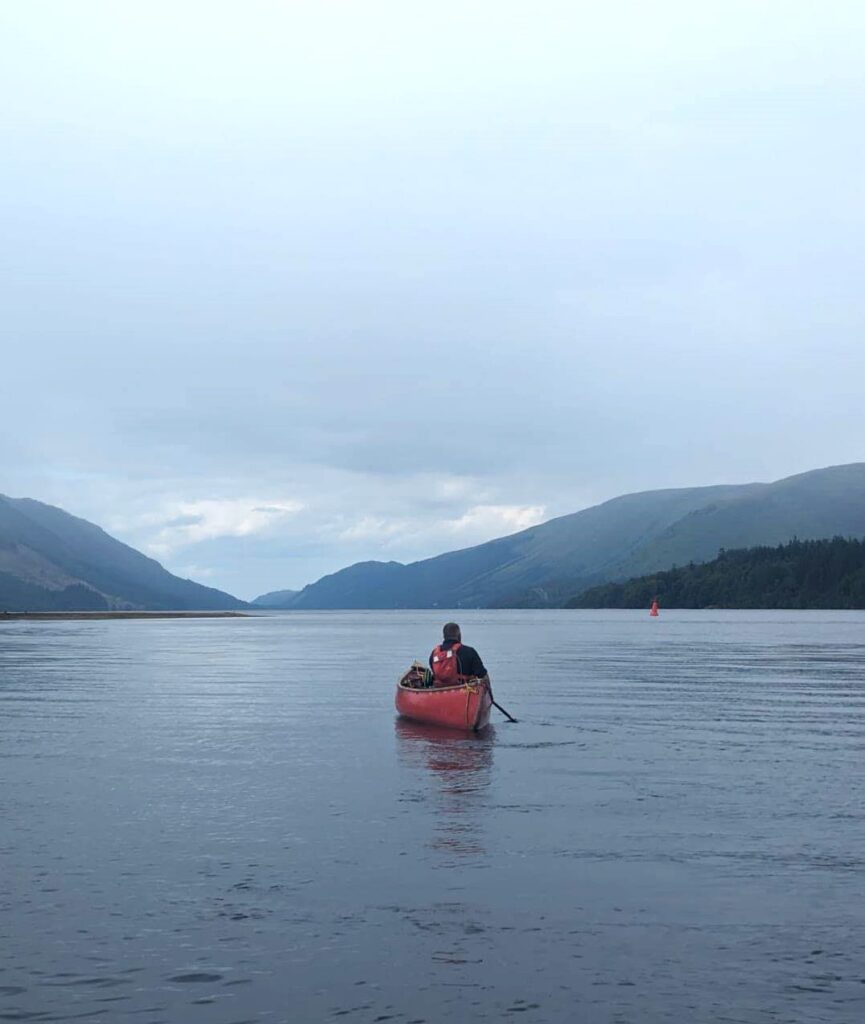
[429,622,489,688]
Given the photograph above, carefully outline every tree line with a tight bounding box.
[567,537,865,609]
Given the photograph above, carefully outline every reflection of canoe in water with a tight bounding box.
[396,665,492,732]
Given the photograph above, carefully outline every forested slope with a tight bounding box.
[568,537,865,609]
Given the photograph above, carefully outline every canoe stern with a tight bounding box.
[395,677,492,732]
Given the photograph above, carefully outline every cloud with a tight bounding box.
[335,503,546,548]
[137,499,304,556]
[443,504,547,537]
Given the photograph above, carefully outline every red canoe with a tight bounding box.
[395,664,492,732]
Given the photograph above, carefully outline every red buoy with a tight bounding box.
[650,598,659,617]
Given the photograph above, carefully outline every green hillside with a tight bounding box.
[267,482,762,608]
[568,537,865,609]
[260,463,865,609]
[0,495,246,611]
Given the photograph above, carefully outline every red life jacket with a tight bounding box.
[430,643,466,686]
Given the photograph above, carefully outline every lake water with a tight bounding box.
[2,610,864,1023]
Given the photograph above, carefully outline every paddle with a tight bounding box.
[492,698,517,722]
[489,685,517,723]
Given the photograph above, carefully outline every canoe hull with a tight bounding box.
[395,677,492,732]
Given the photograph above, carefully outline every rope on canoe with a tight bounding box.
[463,678,480,729]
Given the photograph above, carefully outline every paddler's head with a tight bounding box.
[442,622,461,643]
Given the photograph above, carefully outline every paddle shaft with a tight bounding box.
[491,696,517,723]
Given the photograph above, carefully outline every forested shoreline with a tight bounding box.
[568,537,865,609]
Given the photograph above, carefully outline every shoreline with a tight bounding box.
[0,611,251,621]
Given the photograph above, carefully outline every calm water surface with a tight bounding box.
[2,610,864,1023]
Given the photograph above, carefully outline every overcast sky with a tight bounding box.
[2,1,864,598]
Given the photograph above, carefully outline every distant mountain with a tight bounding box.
[257,463,865,609]
[568,537,865,609]
[0,495,246,611]
[251,589,299,608]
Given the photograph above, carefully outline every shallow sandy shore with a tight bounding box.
[0,611,250,621]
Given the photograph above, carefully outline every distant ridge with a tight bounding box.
[251,589,299,608]
[254,463,865,609]
[0,495,246,612]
